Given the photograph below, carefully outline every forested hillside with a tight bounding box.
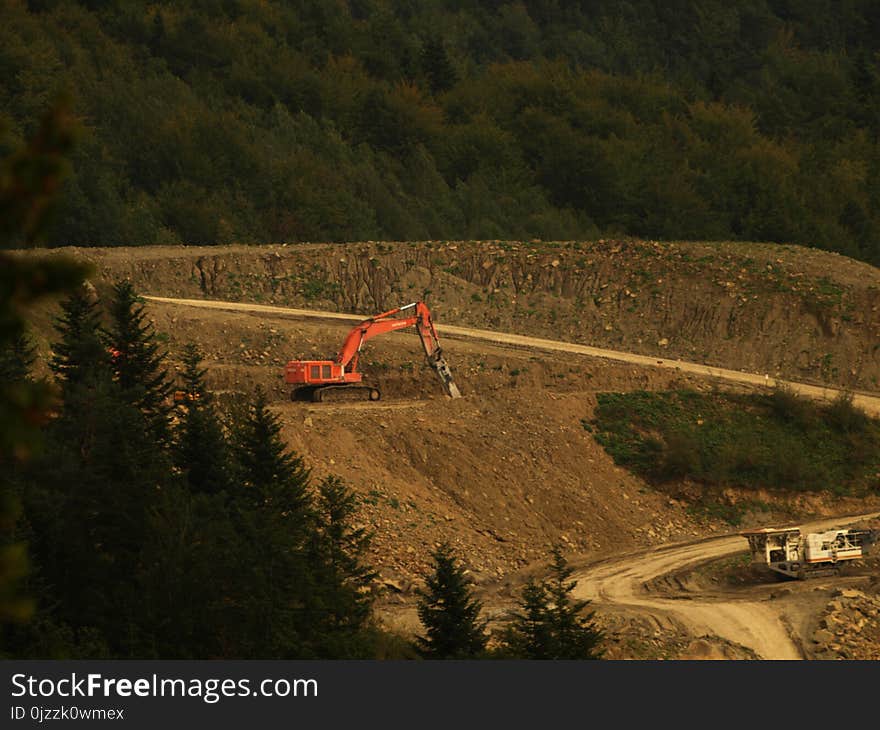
[2,0,879,263]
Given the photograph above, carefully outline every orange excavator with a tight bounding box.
[283,301,462,402]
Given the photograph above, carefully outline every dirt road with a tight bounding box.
[571,513,880,659]
[145,295,880,415]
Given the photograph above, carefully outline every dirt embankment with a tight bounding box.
[126,298,721,589]
[32,238,880,391]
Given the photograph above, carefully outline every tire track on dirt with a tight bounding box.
[144,295,880,415]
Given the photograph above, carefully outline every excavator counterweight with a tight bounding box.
[284,301,462,402]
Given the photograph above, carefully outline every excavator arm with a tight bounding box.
[410,303,462,399]
[335,302,461,398]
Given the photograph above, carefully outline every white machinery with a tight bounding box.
[742,526,878,579]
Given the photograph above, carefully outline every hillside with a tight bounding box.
[7,1,880,665]
[33,238,880,390]
[2,2,879,262]
[15,239,880,588]
[11,238,880,658]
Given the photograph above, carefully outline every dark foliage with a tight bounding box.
[233,385,311,516]
[497,546,603,659]
[173,343,236,495]
[415,542,488,659]
[105,280,172,443]
[305,475,379,658]
[0,3,878,263]
[2,105,392,659]
[10,327,385,658]
[0,100,88,648]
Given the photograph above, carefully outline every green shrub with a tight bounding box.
[824,392,869,435]
[766,386,816,429]
[591,389,880,494]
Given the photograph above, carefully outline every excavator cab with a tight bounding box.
[285,360,348,385]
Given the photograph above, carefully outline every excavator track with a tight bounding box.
[292,385,381,403]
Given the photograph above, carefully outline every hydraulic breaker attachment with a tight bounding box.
[429,350,461,399]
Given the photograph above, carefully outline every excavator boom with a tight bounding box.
[284,301,461,402]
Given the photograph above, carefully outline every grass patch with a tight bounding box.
[302,276,341,301]
[590,388,880,494]
[686,497,772,526]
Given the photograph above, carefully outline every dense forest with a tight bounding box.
[1,0,879,264]
[2,280,381,658]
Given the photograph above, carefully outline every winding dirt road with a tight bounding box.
[144,295,880,415]
[571,513,880,659]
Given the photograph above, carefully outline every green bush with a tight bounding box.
[766,386,816,430]
[824,392,870,435]
[591,389,880,494]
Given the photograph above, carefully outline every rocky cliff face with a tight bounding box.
[40,237,880,390]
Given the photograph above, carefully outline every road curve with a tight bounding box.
[144,295,880,415]
[571,513,880,660]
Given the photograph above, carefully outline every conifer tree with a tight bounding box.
[226,385,317,657]
[105,280,172,443]
[234,385,311,516]
[232,392,382,658]
[0,333,35,385]
[415,542,488,659]
[497,579,554,659]
[499,546,603,659]
[138,481,246,659]
[543,546,603,659]
[307,475,377,656]
[49,284,109,392]
[421,36,458,94]
[24,289,173,654]
[315,475,375,596]
[173,343,234,495]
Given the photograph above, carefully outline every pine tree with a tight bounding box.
[498,546,603,659]
[105,280,172,443]
[138,481,247,658]
[49,284,109,393]
[173,343,235,495]
[315,475,375,606]
[498,579,554,659]
[24,294,174,655]
[415,542,488,659]
[0,333,35,384]
[227,385,317,657]
[421,36,458,94]
[307,475,377,656]
[543,546,603,659]
[234,385,310,515]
